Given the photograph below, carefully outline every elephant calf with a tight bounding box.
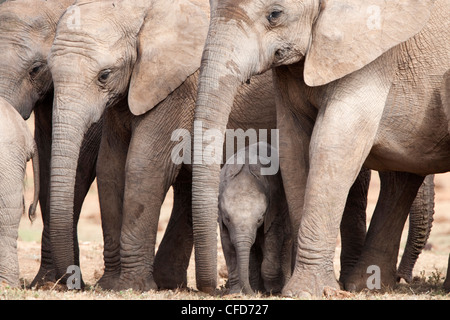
[218,142,291,295]
[0,98,39,287]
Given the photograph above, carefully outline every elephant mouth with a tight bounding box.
[272,45,303,67]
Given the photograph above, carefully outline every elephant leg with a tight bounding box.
[339,167,371,284]
[0,151,27,287]
[282,74,390,298]
[272,66,317,273]
[0,206,22,288]
[396,174,435,283]
[96,112,130,290]
[344,171,424,292]
[261,222,285,293]
[117,119,183,291]
[444,254,450,292]
[153,166,194,290]
[249,237,264,293]
[219,218,240,294]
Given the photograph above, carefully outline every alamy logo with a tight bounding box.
[366,5,381,31]
[366,265,381,290]
[66,5,81,31]
[171,121,280,175]
[66,265,81,290]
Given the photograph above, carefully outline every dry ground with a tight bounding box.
[2,131,450,299]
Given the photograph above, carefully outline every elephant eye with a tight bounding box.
[29,62,44,78]
[267,10,283,24]
[98,69,112,84]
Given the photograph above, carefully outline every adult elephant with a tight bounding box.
[48,0,278,290]
[192,0,449,296]
[0,0,101,287]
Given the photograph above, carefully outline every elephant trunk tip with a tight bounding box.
[28,202,37,222]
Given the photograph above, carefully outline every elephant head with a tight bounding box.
[192,0,435,292]
[0,0,73,119]
[48,0,209,281]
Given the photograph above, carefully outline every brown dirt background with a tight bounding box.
[4,118,450,299]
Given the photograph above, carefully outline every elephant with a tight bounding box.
[192,0,450,297]
[218,142,291,295]
[0,0,102,287]
[47,0,280,290]
[0,97,39,288]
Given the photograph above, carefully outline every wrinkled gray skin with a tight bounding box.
[340,171,435,286]
[193,0,449,296]
[0,98,39,287]
[0,0,102,288]
[219,143,291,295]
[396,174,435,284]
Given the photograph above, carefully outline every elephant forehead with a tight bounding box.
[58,11,124,45]
[221,176,268,217]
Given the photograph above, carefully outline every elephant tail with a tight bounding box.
[28,142,40,222]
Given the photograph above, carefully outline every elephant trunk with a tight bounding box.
[397,175,435,283]
[235,236,255,295]
[192,27,250,294]
[49,89,96,282]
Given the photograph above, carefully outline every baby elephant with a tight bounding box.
[0,97,39,287]
[218,142,291,295]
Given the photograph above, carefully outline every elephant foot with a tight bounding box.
[153,264,187,290]
[263,279,283,294]
[116,272,158,292]
[444,278,450,293]
[281,266,340,298]
[29,267,57,289]
[96,270,120,290]
[344,257,396,292]
[225,284,255,296]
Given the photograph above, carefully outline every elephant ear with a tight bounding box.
[304,0,436,86]
[128,0,210,116]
